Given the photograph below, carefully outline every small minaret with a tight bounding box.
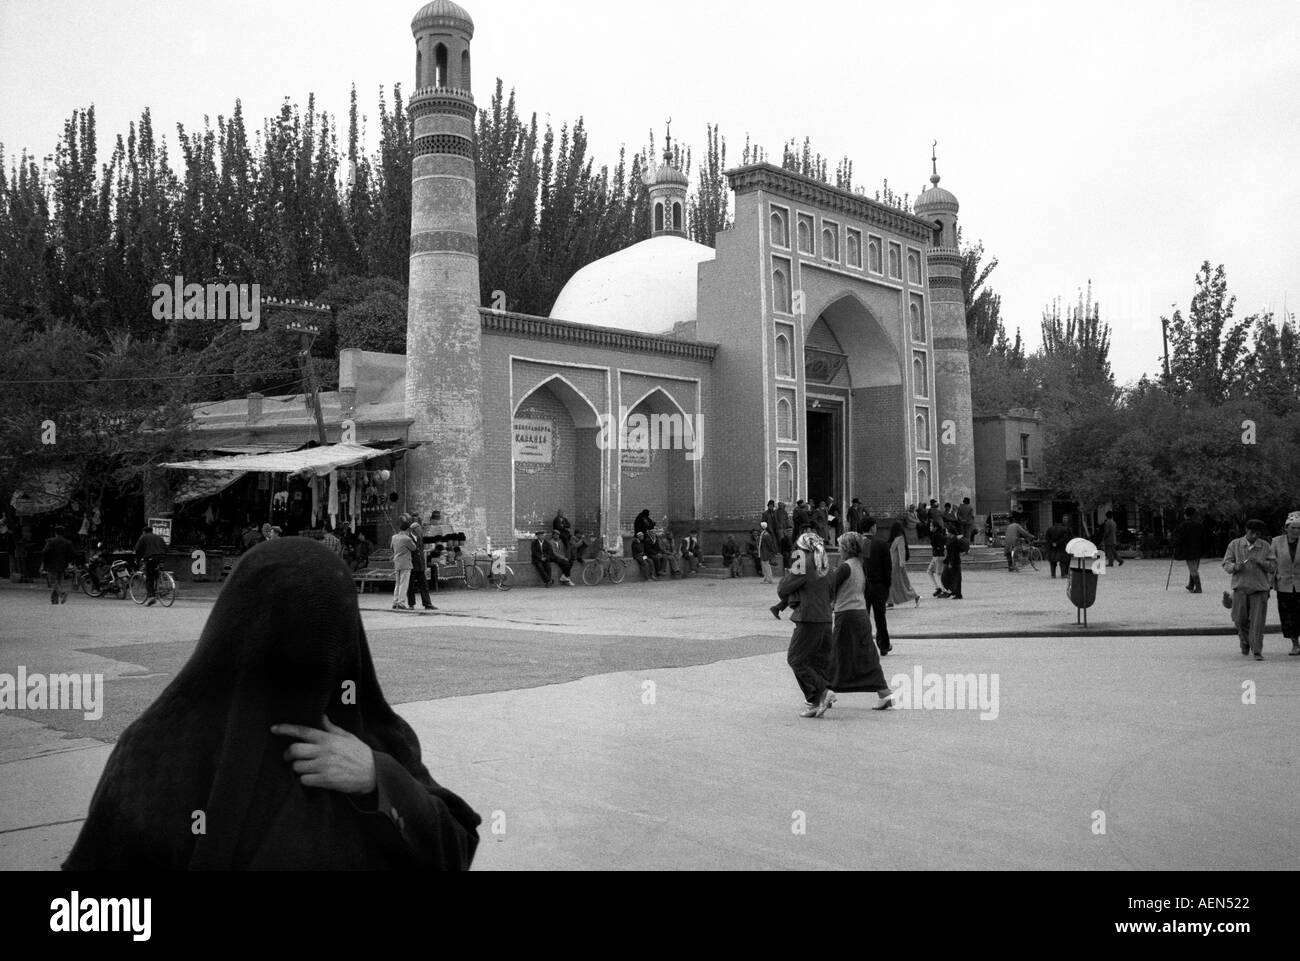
[645,121,689,238]
[404,0,486,539]
[914,143,976,505]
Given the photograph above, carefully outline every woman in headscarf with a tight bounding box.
[63,538,480,870]
[1273,511,1300,656]
[887,521,920,608]
[826,533,898,710]
[777,531,836,718]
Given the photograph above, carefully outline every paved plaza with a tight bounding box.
[1,559,1297,870]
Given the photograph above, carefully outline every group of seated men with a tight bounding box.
[629,527,704,580]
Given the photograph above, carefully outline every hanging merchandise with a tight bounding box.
[311,476,320,528]
[328,470,339,529]
[350,473,360,532]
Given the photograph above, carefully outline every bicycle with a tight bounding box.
[129,566,177,606]
[1010,541,1041,572]
[464,547,514,591]
[581,547,627,586]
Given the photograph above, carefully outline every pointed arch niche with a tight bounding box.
[619,386,696,531]
[513,375,602,536]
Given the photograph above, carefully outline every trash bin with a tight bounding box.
[1065,538,1104,625]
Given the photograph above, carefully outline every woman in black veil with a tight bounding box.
[63,537,480,870]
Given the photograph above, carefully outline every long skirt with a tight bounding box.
[1278,589,1300,641]
[827,609,890,693]
[889,565,919,605]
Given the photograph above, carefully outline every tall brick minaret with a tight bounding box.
[404,1,486,540]
[914,145,976,503]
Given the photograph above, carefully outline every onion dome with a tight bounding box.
[412,0,474,35]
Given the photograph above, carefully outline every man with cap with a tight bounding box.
[758,521,778,584]
[1223,519,1276,660]
[1272,511,1300,656]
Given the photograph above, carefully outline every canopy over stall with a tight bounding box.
[9,467,81,516]
[162,444,409,477]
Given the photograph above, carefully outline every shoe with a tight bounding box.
[1254,653,1263,661]
[146,597,157,606]
[799,704,819,718]
[885,602,895,609]
[769,605,782,620]
[1241,647,1250,655]
[814,690,837,717]
[424,606,437,611]
[879,645,892,656]
[392,602,409,610]
[950,595,963,600]
[1288,647,1300,656]
[873,691,898,711]
[933,589,943,597]
[914,596,920,608]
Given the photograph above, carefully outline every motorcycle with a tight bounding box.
[80,547,132,599]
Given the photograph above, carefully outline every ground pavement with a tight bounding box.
[1,559,1296,869]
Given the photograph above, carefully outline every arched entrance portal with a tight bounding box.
[803,294,904,513]
[619,388,695,530]
[513,377,602,536]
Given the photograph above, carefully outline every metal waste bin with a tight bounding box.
[1068,556,1102,625]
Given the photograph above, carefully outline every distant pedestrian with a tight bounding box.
[41,525,75,605]
[1044,518,1071,579]
[778,532,836,718]
[775,501,790,538]
[957,497,975,543]
[1223,519,1276,660]
[846,498,863,536]
[389,519,414,610]
[1272,511,1300,657]
[926,529,949,598]
[1173,507,1206,593]
[762,500,778,533]
[1003,515,1030,572]
[812,501,830,541]
[406,521,436,611]
[887,521,919,608]
[904,504,920,545]
[941,531,965,600]
[1101,511,1122,567]
[758,522,778,584]
[721,534,742,578]
[827,532,898,710]
[826,496,841,541]
[861,517,892,655]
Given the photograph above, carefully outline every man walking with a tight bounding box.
[1172,507,1206,593]
[1223,519,1276,660]
[1101,511,1122,567]
[861,517,893,655]
[389,517,414,610]
[1273,511,1300,657]
[41,526,76,605]
[758,522,778,584]
[133,524,169,607]
[1044,517,1070,579]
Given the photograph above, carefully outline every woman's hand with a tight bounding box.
[271,716,377,795]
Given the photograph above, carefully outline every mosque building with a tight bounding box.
[178,0,977,555]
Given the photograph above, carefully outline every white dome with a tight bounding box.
[549,235,716,334]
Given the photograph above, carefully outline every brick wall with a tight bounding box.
[512,385,601,535]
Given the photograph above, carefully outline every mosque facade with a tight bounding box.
[402,0,977,551]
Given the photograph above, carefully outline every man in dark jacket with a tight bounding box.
[133,525,169,606]
[41,525,76,605]
[759,522,778,583]
[792,501,811,536]
[1172,507,1206,593]
[1044,518,1071,579]
[775,501,791,539]
[406,521,436,611]
[861,517,893,655]
[530,530,552,586]
[544,531,575,586]
[552,509,572,548]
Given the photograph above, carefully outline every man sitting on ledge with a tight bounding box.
[544,531,576,586]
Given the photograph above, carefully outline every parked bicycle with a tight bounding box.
[129,566,177,606]
[581,546,626,586]
[464,547,514,591]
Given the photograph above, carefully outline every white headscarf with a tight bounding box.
[796,531,829,574]
[1286,511,1300,527]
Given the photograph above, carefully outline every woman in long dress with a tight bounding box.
[826,532,898,710]
[887,521,920,607]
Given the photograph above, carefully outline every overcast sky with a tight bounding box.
[2,0,1297,385]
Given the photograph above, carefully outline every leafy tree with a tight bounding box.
[688,124,729,248]
[1163,262,1250,403]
